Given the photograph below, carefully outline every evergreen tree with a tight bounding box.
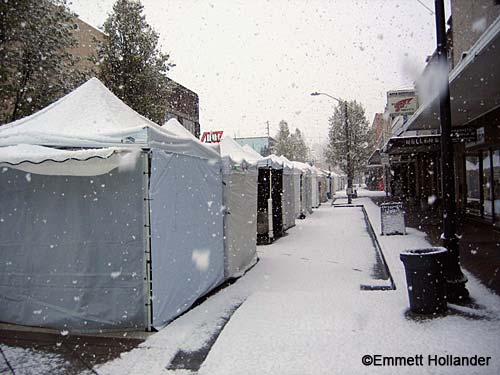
[96,0,174,124]
[274,120,292,157]
[274,120,310,162]
[324,100,371,178]
[290,128,309,162]
[0,0,85,124]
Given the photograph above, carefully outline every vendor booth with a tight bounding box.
[0,78,225,332]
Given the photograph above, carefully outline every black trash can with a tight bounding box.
[400,248,448,314]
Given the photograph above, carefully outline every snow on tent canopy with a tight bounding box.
[0,78,225,332]
[241,144,263,160]
[275,155,296,231]
[292,161,313,217]
[217,137,259,278]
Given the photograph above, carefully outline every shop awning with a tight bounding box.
[401,16,500,133]
[367,149,382,166]
[383,135,441,155]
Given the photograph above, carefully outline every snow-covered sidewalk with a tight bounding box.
[97,197,500,375]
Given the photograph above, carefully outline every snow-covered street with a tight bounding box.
[92,194,500,375]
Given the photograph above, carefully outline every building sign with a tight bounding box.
[387,90,418,116]
[200,130,223,143]
[381,202,406,235]
[451,127,477,144]
[402,136,440,146]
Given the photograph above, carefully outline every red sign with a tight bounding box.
[394,98,413,112]
[201,131,223,143]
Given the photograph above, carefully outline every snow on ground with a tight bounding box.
[0,344,95,375]
[96,191,500,375]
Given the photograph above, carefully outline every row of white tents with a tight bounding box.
[0,78,334,333]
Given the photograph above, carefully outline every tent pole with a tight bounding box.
[142,150,153,331]
[268,167,274,242]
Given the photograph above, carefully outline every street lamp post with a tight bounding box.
[311,92,353,204]
[434,0,469,302]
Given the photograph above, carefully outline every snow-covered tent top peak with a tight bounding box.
[162,118,197,140]
[219,137,261,165]
[242,144,263,159]
[0,78,162,145]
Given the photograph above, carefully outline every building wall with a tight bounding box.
[234,137,276,156]
[371,113,391,149]
[451,0,500,67]
[70,17,105,74]
[163,78,201,138]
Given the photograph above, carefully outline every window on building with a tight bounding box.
[493,149,500,227]
[465,155,481,216]
[482,151,493,220]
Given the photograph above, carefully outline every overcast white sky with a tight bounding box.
[68,0,450,144]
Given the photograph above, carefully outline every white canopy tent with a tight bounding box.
[276,155,296,231]
[0,78,225,332]
[256,154,284,243]
[310,167,320,208]
[292,161,313,217]
[292,163,302,219]
[218,137,259,278]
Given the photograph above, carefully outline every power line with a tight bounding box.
[416,0,434,15]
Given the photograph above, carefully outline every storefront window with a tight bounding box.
[493,149,500,227]
[482,151,493,220]
[466,155,481,216]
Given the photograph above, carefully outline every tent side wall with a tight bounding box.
[223,170,258,279]
[0,160,147,331]
[271,169,283,238]
[257,168,272,244]
[149,150,225,328]
[311,174,319,208]
[282,172,296,230]
[319,176,328,203]
[293,173,301,219]
[305,174,313,214]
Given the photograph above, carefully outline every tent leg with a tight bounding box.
[142,150,154,331]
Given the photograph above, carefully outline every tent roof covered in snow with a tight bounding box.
[219,137,261,166]
[0,78,219,160]
[257,154,284,169]
[242,144,263,160]
[291,161,312,174]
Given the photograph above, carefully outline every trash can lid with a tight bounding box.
[400,247,447,256]
[380,202,403,206]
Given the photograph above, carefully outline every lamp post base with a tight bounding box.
[446,278,470,304]
[443,237,470,304]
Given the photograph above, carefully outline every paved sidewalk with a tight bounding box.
[4,199,499,374]
[368,194,500,296]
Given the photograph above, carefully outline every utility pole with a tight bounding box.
[434,0,469,302]
[344,101,353,204]
[266,121,271,156]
